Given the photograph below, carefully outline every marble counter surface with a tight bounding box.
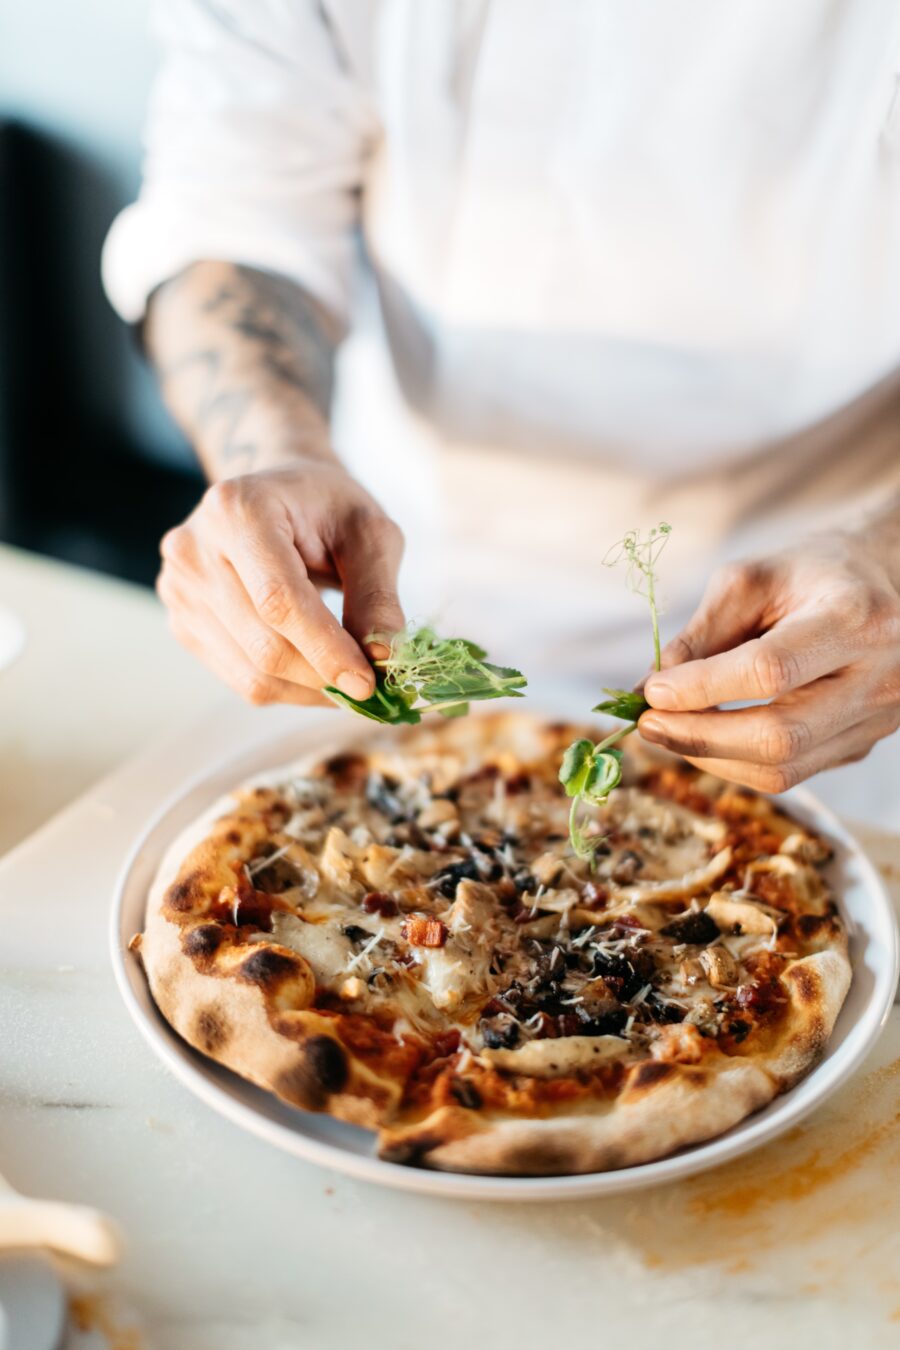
[2,699,899,1350]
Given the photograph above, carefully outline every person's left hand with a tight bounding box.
[638,528,900,791]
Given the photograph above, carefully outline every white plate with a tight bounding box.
[110,716,899,1201]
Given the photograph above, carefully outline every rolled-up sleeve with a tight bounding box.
[102,0,377,324]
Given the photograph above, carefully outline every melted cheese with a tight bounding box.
[270,913,357,986]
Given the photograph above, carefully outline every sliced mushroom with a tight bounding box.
[684,996,720,1034]
[699,945,740,988]
[779,831,831,865]
[678,957,705,987]
[705,890,784,936]
[610,849,644,884]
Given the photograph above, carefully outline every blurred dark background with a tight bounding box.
[0,5,203,586]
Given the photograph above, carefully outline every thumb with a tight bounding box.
[644,561,769,695]
[335,513,406,659]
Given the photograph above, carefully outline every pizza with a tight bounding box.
[134,712,852,1175]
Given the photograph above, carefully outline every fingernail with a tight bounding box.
[644,679,677,710]
[336,671,373,700]
[367,641,391,660]
[640,715,665,741]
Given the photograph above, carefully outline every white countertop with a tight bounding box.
[0,543,223,856]
[2,544,900,1349]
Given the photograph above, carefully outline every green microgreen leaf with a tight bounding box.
[329,624,527,726]
[323,684,422,724]
[583,747,624,803]
[558,739,596,798]
[592,689,650,720]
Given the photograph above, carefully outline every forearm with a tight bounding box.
[144,261,343,480]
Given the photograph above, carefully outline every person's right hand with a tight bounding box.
[157,460,405,706]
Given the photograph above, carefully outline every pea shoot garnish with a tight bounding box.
[559,523,672,861]
[324,624,527,725]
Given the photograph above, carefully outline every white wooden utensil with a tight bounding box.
[0,1173,119,1267]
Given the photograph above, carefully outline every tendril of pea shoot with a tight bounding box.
[559,523,672,863]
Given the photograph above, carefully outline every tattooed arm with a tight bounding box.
[146,261,339,479]
[147,261,405,706]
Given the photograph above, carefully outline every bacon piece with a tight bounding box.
[362,891,399,917]
[431,1030,461,1058]
[402,915,448,948]
[582,881,609,908]
[735,978,786,1014]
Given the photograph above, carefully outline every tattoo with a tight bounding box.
[147,263,340,478]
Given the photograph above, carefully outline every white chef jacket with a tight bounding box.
[104,0,900,822]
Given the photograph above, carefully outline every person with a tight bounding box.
[104,0,900,821]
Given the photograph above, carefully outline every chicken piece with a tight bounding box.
[417,798,459,834]
[649,1022,705,1065]
[580,976,622,1018]
[317,827,364,898]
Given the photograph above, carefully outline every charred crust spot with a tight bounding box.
[305,1035,349,1093]
[274,1036,348,1110]
[274,1062,326,1111]
[628,1060,674,1092]
[224,828,242,845]
[796,914,832,939]
[379,1132,444,1166]
[237,947,298,988]
[449,1077,482,1110]
[166,873,201,912]
[323,752,367,787]
[183,924,223,963]
[194,1006,229,1052]
[788,964,819,1004]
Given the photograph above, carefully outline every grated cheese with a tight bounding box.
[344,928,385,973]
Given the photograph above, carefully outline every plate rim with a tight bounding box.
[109,715,899,1202]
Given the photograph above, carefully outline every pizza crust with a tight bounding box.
[378,1059,776,1175]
